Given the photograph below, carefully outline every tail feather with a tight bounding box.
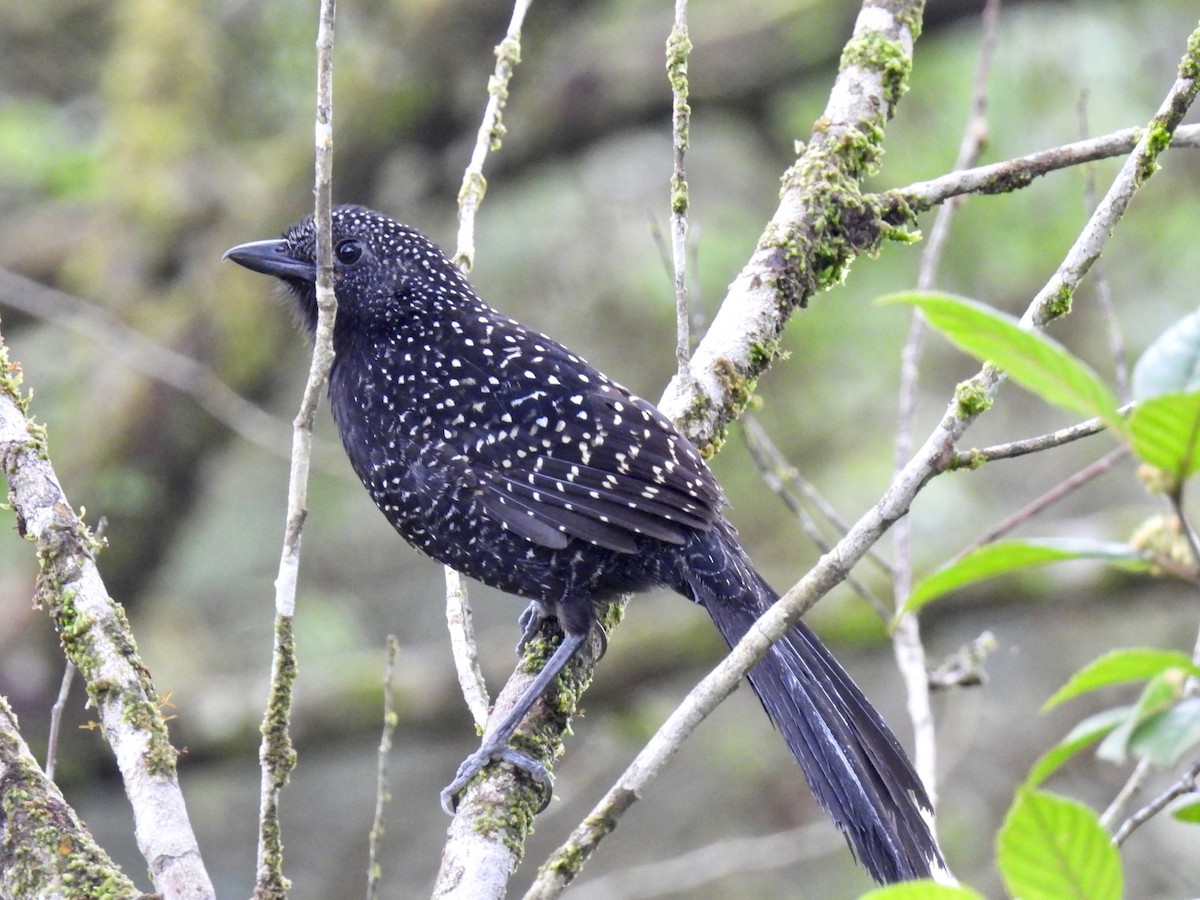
[684,531,945,883]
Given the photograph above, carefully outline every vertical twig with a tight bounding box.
[890,0,1001,806]
[255,1,337,896]
[442,0,534,732]
[453,0,534,272]
[667,0,693,375]
[445,567,490,728]
[44,660,75,782]
[367,636,401,900]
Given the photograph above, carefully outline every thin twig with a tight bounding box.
[445,567,489,729]
[742,415,892,617]
[255,1,337,895]
[453,0,533,273]
[443,0,533,725]
[366,635,400,900]
[891,0,1001,807]
[1100,757,1155,831]
[954,447,1129,561]
[950,411,1120,466]
[882,123,1200,215]
[44,660,75,782]
[668,0,693,376]
[1112,754,1200,846]
[1077,91,1130,403]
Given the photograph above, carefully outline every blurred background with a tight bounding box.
[1,0,1199,896]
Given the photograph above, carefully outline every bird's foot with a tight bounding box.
[516,601,554,654]
[515,601,607,660]
[440,740,553,814]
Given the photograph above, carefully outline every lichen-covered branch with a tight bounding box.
[659,0,925,455]
[0,338,214,899]
[0,695,142,899]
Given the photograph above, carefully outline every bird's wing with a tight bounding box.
[471,383,724,553]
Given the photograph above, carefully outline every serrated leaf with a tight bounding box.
[1043,648,1199,711]
[900,539,1150,619]
[997,788,1123,900]
[1132,306,1200,399]
[1129,696,1200,767]
[1026,706,1129,787]
[859,881,986,900]
[1171,798,1200,823]
[1128,390,1200,480]
[880,292,1123,430]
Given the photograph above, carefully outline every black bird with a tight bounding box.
[225,205,946,884]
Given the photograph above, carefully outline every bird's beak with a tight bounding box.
[223,239,316,283]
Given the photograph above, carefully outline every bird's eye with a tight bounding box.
[335,238,364,266]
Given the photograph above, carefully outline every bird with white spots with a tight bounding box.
[225,205,946,885]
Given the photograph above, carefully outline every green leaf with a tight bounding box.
[1171,798,1200,824]
[1132,306,1200,399]
[1127,390,1200,480]
[1043,648,1199,711]
[900,539,1149,619]
[881,292,1122,429]
[1026,707,1129,787]
[997,788,1123,900]
[1129,696,1200,767]
[1097,672,1182,763]
[859,881,986,900]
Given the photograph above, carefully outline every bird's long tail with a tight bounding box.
[683,528,946,884]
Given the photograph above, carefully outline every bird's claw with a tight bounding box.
[516,601,553,654]
[440,743,553,815]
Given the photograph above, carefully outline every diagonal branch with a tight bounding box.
[0,340,214,898]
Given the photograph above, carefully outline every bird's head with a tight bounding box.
[224,204,470,333]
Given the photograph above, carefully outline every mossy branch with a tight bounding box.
[0,695,142,899]
[0,334,214,898]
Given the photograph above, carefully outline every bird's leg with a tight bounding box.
[441,629,588,814]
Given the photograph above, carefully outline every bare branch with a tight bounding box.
[44,660,75,782]
[1113,754,1200,846]
[955,447,1129,560]
[366,635,401,900]
[742,415,892,616]
[445,566,490,729]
